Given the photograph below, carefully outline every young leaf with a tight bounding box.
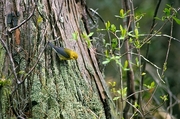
[160,95,168,101]
[110,24,116,32]
[102,60,110,65]
[88,32,94,37]
[111,38,118,49]
[113,96,120,101]
[120,9,124,18]
[120,25,127,40]
[134,28,139,39]
[105,21,111,30]
[173,16,180,25]
[72,32,78,40]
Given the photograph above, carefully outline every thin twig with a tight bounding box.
[0,38,19,83]
[89,8,112,46]
[125,99,144,118]
[140,0,162,94]
[18,42,48,85]
[139,33,180,43]
[131,52,161,69]
[8,4,37,33]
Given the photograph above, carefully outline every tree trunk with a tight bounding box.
[0,0,116,118]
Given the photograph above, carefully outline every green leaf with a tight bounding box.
[110,88,116,93]
[110,24,116,32]
[144,81,155,89]
[111,38,118,49]
[122,60,129,71]
[120,25,127,40]
[134,40,141,48]
[108,81,116,87]
[105,21,111,30]
[160,95,168,101]
[113,96,120,101]
[154,17,163,21]
[88,32,94,37]
[173,16,180,25]
[134,28,139,39]
[116,87,127,98]
[81,32,92,48]
[105,43,111,47]
[116,9,130,19]
[120,9,124,18]
[120,25,123,33]
[134,102,140,108]
[104,50,109,57]
[102,60,110,65]
[135,57,139,67]
[124,60,128,68]
[129,37,133,43]
[19,70,26,74]
[163,8,171,16]
[141,72,146,76]
[72,32,78,40]
[150,81,155,88]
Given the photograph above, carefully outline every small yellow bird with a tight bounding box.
[48,42,78,60]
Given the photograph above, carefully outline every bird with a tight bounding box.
[48,42,78,60]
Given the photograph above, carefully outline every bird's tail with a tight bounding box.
[48,42,55,48]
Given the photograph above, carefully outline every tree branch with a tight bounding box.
[7,4,37,33]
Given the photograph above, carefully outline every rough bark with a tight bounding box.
[0,0,116,118]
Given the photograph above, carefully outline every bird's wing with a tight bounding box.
[48,42,70,58]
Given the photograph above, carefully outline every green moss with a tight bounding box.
[0,78,11,87]
[31,60,106,118]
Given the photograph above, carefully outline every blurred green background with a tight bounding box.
[87,0,180,118]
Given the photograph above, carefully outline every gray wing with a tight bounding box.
[48,42,70,58]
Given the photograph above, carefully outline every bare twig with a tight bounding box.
[89,8,112,46]
[141,0,162,86]
[139,34,180,43]
[125,99,144,118]
[0,38,19,83]
[8,4,37,33]
[122,0,136,118]
[18,41,48,85]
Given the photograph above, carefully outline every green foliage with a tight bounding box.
[105,21,117,32]
[108,81,127,101]
[0,77,11,87]
[108,81,116,87]
[94,2,179,118]
[156,4,180,25]
[108,81,116,93]
[172,16,180,25]
[144,81,155,89]
[160,95,168,101]
[72,32,78,40]
[119,25,127,40]
[81,32,94,48]
[111,38,118,49]
[113,87,127,101]
[134,101,140,108]
[135,57,140,67]
[134,28,139,39]
[102,55,121,65]
[163,4,172,17]
[123,60,129,71]
[115,9,130,19]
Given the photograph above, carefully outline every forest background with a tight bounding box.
[87,0,180,118]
